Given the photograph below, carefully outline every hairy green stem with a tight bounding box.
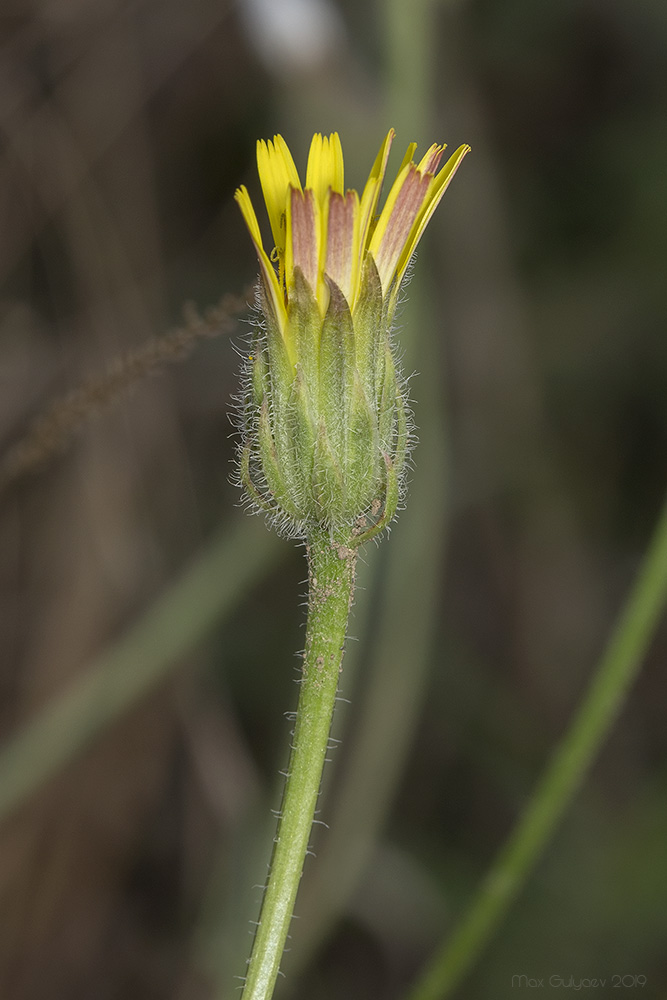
[407,493,667,1000]
[240,529,357,1000]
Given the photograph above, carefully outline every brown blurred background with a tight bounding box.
[1,0,666,997]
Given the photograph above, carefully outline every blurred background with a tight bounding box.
[1,0,666,997]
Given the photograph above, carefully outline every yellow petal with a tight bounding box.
[393,143,471,288]
[366,142,424,256]
[324,189,361,305]
[415,142,445,174]
[305,132,344,205]
[396,140,419,177]
[235,185,287,333]
[285,187,321,299]
[257,135,302,255]
[358,129,395,253]
[368,164,432,292]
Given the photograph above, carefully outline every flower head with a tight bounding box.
[235,130,470,352]
[234,129,469,541]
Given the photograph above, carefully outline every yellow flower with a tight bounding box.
[235,129,469,538]
[235,130,470,348]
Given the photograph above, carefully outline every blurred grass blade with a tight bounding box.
[407,493,667,1000]
[0,517,283,825]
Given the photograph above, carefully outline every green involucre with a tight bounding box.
[239,255,410,540]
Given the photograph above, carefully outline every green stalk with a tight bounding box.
[407,492,667,1000]
[240,529,357,1000]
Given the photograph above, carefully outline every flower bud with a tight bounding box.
[235,130,469,541]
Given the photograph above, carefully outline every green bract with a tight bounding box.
[241,255,405,541]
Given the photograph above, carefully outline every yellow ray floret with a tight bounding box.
[234,184,287,332]
[325,189,361,306]
[357,129,395,267]
[256,135,302,256]
[285,187,322,306]
[306,133,344,205]
[393,143,470,290]
[236,129,470,349]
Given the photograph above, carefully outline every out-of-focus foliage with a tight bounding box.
[0,0,666,998]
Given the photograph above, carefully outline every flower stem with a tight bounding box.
[240,529,357,1000]
[407,492,667,1000]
